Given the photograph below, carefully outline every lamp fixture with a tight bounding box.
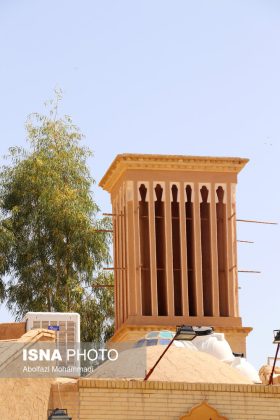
[174,325,197,341]
[48,408,72,420]
[273,330,280,344]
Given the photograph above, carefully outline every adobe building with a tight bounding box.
[2,153,280,420]
[99,153,251,354]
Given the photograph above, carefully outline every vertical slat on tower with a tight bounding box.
[133,182,142,316]
[149,181,158,316]
[121,187,127,321]
[116,196,123,324]
[227,183,237,317]
[126,181,136,316]
[210,183,220,317]
[120,192,125,324]
[179,182,189,316]
[193,183,204,316]
[112,199,119,330]
[164,181,174,316]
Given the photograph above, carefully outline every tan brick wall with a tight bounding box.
[0,322,26,340]
[78,379,280,420]
[1,378,280,419]
[0,378,53,420]
[50,381,79,420]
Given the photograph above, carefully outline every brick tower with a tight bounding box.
[99,154,251,354]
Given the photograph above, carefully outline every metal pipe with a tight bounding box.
[102,213,124,217]
[238,270,261,273]
[236,219,278,225]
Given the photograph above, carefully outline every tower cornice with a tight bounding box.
[99,153,249,192]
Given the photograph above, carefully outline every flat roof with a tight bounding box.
[99,153,249,192]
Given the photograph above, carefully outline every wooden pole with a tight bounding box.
[269,343,280,385]
[143,334,177,381]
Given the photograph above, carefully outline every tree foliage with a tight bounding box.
[0,92,114,342]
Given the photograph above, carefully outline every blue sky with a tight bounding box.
[0,0,280,369]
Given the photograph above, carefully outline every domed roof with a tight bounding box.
[90,345,252,384]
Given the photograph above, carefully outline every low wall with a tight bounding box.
[0,322,26,340]
[0,378,53,420]
[2,377,280,419]
[50,380,79,420]
[78,379,280,420]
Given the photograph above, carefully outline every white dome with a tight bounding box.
[231,357,261,383]
[193,333,235,363]
[126,330,258,383]
[174,340,198,350]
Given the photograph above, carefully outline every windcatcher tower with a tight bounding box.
[100,154,251,354]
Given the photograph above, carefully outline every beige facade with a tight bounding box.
[77,380,280,420]
[2,378,280,420]
[3,153,274,420]
[10,378,279,420]
[100,154,251,353]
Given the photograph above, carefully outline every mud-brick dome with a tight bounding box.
[90,346,252,384]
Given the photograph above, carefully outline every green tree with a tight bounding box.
[0,92,114,342]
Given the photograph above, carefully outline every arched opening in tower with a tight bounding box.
[200,185,213,316]
[216,186,229,316]
[185,185,196,316]
[139,184,152,316]
[154,184,167,316]
[171,185,183,316]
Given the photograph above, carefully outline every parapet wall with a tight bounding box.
[0,322,26,340]
[2,377,280,419]
[77,379,280,420]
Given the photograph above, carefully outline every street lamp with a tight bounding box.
[174,325,197,341]
[143,325,213,381]
[268,330,280,385]
[48,408,72,420]
[273,330,280,344]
